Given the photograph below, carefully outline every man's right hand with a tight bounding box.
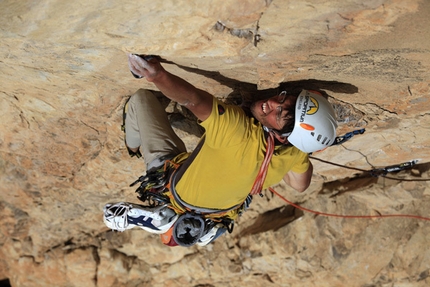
[128,54,164,82]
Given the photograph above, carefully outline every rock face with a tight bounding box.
[1,0,429,286]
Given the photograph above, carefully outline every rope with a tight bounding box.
[309,156,430,182]
[268,187,430,221]
[250,132,275,195]
[309,156,369,173]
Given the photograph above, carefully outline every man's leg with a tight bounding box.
[125,89,187,170]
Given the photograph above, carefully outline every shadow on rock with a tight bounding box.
[152,58,360,136]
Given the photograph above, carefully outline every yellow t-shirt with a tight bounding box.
[172,98,309,219]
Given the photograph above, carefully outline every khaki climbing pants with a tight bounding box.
[125,89,187,170]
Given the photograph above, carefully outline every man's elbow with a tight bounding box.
[293,181,311,193]
[288,163,313,192]
[290,173,312,192]
[283,175,311,192]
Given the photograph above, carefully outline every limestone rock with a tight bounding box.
[1,0,429,286]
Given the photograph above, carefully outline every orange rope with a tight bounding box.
[268,187,430,221]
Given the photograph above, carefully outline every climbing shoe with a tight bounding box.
[196,223,227,246]
[103,202,178,234]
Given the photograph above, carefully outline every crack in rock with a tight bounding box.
[214,20,261,47]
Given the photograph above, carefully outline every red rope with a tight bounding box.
[268,187,430,221]
[250,132,275,195]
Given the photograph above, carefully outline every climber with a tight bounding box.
[103,54,338,247]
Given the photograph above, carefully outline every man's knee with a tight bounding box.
[133,88,154,99]
[129,89,160,108]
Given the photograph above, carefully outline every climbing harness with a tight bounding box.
[130,166,171,206]
[129,136,245,246]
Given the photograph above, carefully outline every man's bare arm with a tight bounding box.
[128,54,213,121]
[283,162,313,192]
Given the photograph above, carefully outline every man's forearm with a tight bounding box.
[151,70,213,121]
[128,54,214,121]
[152,70,212,110]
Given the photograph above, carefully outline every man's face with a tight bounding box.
[250,94,296,131]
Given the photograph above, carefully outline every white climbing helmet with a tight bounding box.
[288,90,338,153]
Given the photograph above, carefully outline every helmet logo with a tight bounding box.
[307,96,319,115]
[299,96,319,122]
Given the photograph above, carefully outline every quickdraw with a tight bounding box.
[130,161,176,207]
[310,156,422,180]
[369,160,419,177]
[332,128,366,146]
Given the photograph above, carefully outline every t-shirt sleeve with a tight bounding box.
[289,150,310,174]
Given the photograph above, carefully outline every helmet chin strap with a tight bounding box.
[262,126,291,144]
